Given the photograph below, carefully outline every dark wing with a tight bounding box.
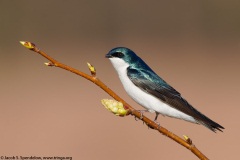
[127,67,224,132]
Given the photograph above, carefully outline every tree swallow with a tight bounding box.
[105,47,224,132]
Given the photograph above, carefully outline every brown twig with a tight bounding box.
[20,41,209,160]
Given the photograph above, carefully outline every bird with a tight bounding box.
[105,47,224,132]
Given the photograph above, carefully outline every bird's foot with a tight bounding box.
[154,120,161,129]
[152,113,161,129]
[134,110,148,121]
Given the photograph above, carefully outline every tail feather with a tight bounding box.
[197,118,224,132]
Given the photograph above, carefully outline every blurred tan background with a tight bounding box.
[1,0,239,159]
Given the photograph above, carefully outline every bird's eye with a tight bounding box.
[112,52,124,58]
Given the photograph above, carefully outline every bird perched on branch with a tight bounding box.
[106,47,224,132]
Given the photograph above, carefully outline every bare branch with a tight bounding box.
[20,41,209,160]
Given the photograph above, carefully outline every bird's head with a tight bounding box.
[105,47,139,71]
[105,47,137,63]
[106,46,151,72]
[106,47,150,73]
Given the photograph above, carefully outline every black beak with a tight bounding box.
[105,53,112,58]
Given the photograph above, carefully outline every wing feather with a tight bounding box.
[127,67,224,132]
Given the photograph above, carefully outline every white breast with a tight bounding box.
[109,58,197,123]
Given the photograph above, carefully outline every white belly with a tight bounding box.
[109,58,197,123]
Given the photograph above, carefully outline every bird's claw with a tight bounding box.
[134,116,139,121]
[134,110,147,121]
[139,110,144,120]
[154,120,161,129]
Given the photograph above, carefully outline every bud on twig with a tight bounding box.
[19,41,35,49]
[101,99,129,117]
[44,62,54,67]
[183,135,193,145]
[87,62,96,76]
